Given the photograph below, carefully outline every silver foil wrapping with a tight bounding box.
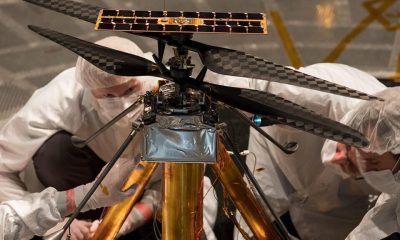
[142,115,217,163]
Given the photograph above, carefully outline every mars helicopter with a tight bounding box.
[23,0,380,239]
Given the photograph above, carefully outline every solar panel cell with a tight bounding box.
[197,25,213,32]
[199,12,214,18]
[204,20,214,25]
[231,26,246,33]
[148,24,164,31]
[183,12,198,18]
[135,11,150,17]
[131,24,147,30]
[98,23,114,30]
[215,21,227,25]
[166,11,181,17]
[182,25,197,32]
[247,13,263,20]
[215,25,229,32]
[247,27,263,33]
[118,10,133,17]
[150,11,165,17]
[102,10,118,16]
[115,24,131,30]
[165,25,180,31]
[231,13,246,19]
[215,12,230,19]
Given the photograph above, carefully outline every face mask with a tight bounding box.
[95,93,142,126]
[357,151,400,194]
[362,170,400,194]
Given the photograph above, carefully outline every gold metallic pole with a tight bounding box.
[91,161,159,240]
[162,163,204,240]
[211,139,282,240]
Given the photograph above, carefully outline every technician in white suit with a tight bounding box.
[322,86,400,240]
[232,63,386,240]
[0,36,217,239]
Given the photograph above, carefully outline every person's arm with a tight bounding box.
[345,193,397,240]
[116,182,161,237]
[0,68,84,201]
[0,187,62,240]
[0,155,144,240]
[0,179,138,240]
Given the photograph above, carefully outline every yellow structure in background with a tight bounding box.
[324,0,397,62]
[390,54,400,80]
[270,11,304,68]
[316,3,336,29]
[270,0,400,80]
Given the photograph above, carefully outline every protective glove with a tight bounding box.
[61,219,92,240]
[88,219,101,238]
[116,201,153,237]
[55,156,140,216]
[118,188,160,237]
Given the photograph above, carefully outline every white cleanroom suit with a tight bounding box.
[234,63,386,240]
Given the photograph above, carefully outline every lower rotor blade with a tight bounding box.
[204,83,369,148]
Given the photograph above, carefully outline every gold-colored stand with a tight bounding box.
[163,163,204,240]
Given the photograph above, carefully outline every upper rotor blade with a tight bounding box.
[28,25,159,77]
[24,0,100,23]
[204,83,368,148]
[23,0,166,41]
[201,47,380,101]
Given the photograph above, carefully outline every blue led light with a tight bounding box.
[252,114,262,126]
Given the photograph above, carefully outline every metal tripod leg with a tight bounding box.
[91,161,159,240]
[162,163,204,240]
[211,138,282,240]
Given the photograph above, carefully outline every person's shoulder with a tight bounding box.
[32,67,84,99]
[46,67,82,90]
[27,67,85,109]
[297,63,364,80]
[297,63,386,93]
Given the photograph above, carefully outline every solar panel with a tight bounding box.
[95,10,268,34]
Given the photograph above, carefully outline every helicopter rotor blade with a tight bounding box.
[23,0,164,41]
[200,47,380,101]
[24,0,101,24]
[28,25,160,77]
[203,83,369,148]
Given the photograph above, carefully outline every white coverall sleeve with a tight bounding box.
[0,187,62,240]
[0,68,84,201]
[346,193,399,240]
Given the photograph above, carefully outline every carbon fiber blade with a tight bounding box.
[202,47,380,101]
[23,0,168,42]
[28,25,159,77]
[24,0,100,23]
[204,83,369,148]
